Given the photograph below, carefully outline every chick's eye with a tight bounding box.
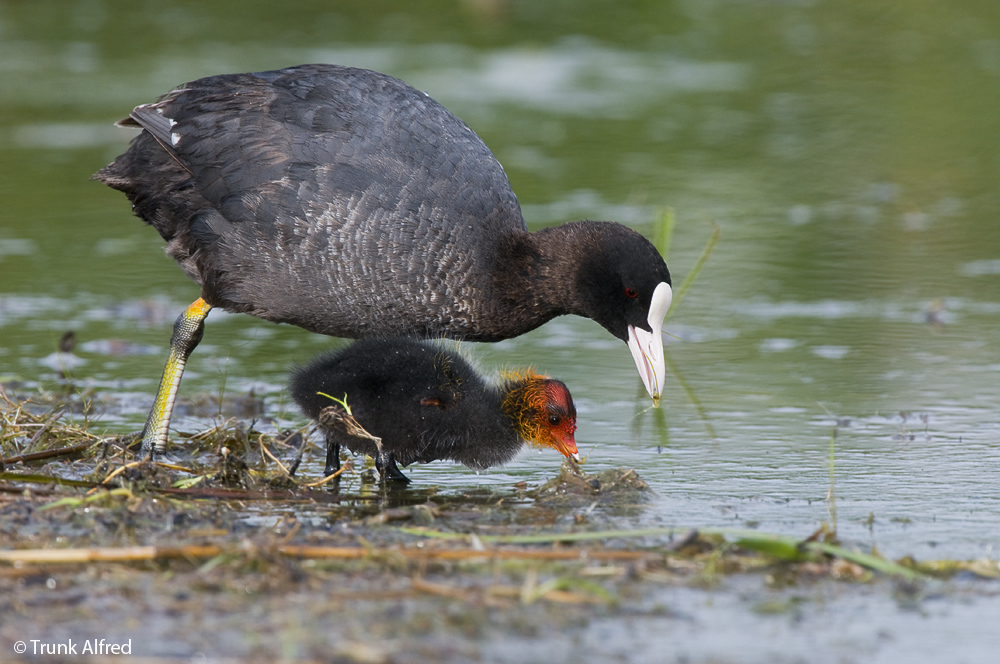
[625,286,638,299]
[549,415,561,426]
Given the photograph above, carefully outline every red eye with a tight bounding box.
[625,287,638,299]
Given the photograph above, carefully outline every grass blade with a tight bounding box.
[666,221,720,322]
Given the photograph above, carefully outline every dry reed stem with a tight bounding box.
[0,441,94,465]
[259,437,291,477]
[0,545,222,564]
[98,458,148,486]
[154,461,198,474]
[302,461,352,488]
[0,543,650,565]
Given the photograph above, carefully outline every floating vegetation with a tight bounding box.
[529,462,651,512]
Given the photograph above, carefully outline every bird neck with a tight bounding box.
[488,223,599,335]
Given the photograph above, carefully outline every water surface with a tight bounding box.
[1,1,999,659]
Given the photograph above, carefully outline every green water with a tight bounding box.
[1,2,999,660]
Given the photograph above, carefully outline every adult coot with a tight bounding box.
[95,64,672,458]
[290,337,578,483]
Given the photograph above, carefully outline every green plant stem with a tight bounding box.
[666,221,721,322]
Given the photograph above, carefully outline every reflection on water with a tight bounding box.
[2,1,999,568]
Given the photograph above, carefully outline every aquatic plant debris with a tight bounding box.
[2,389,998,593]
[4,388,1000,664]
[397,525,925,580]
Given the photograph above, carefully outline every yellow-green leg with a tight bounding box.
[140,298,213,458]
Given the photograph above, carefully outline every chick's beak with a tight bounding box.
[555,425,579,462]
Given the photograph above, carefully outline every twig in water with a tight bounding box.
[303,461,353,488]
[259,437,291,477]
[0,441,95,466]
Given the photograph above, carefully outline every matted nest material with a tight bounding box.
[531,460,651,509]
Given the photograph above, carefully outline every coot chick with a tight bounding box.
[95,64,671,458]
[290,337,578,483]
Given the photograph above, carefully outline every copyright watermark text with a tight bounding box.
[13,639,132,655]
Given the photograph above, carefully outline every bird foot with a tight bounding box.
[323,441,343,479]
[375,452,411,484]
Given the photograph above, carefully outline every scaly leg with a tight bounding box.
[323,436,343,478]
[140,298,212,458]
[375,455,411,484]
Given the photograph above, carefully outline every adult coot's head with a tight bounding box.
[95,64,671,457]
[556,221,673,400]
[290,337,579,483]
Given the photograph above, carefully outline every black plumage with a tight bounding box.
[290,337,578,482]
[94,64,672,456]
